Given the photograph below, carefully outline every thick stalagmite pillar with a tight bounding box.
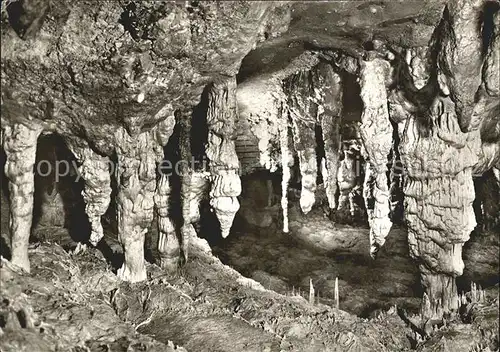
[115,127,163,282]
[358,58,393,258]
[206,78,242,238]
[285,71,318,214]
[400,97,480,320]
[313,62,343,210]
[154,174,179,270]
[177,110,198,262]
[3,123,43,272]
[66,138,112,246]
[389,39,488,321]
[153,115,178,268]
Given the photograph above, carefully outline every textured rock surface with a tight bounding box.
[284,70,318,214]
[66,137,112,246]
[1,0,499,346]
[114,127,163,282]
[2,122,43,272]
[359,58,393,259]
[313,63,343,210]
[206,78,242,238]
[154,174,179,270]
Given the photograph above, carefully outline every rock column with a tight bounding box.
[3,122,43,272]
[66,138,112,246]
[313,62,343,210]
[284,71,318,214]
[206,78,242,238]
[278,103,293,233]
[358,58,393,258]
[115,128,162,282]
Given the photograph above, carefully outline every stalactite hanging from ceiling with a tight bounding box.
[206,77,242,238]
[358,57,393,259]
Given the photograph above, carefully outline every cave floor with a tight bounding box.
[212,204,500,318]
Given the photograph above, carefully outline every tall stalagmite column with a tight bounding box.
[153,116,178,268]
[313,62,343,210]
[358,57,393,258]
[278,103,293,233]
[387,0,497,317]
[400,97,480,320]
[3,122,43,272]
[115,127,163,282]
[206,78,242,238]
[66,138,112,246]
[177,110,200,261]
[155,174,178,269]
[285,71,318,214]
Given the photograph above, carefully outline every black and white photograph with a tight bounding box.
[0,0,499,351]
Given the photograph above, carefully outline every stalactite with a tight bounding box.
[313,62,343,210]
[278,103,293,233]
[292,118,317,214]
[3,122,43,272]
[438,0,485,132]
[483,10,500,98]
[285,70,318,214]
[206,78,242,238]
[358,57,393,258]
[114,127,163,282]
[66,138,112,246]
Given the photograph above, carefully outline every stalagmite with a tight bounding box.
[400,97,481,319]
[390,0,498,320]
[279,103,293,233]
[154,174,179,270]
[358,57,393,258]
[114,127,163,282]
[309,278,315,304]
[336,145,358,222]
[66,138,112,246]
[285,71,318,214]
[313,62,343,210]
[188,171,210,225]
[334,277,339,309]
[177,110,196,262]
[3,122,43,272]
[153,114,179,267]
[206,78,242,238]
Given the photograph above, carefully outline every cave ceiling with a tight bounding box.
[0,0,451,154]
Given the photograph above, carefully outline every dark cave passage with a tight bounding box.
[32,133,90,246]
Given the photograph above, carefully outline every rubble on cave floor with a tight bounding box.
[0,239,497,352]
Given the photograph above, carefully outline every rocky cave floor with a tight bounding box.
[1,190,499,352]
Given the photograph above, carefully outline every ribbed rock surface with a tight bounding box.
[206,78,242,238]
[359,58,393,259]
[2,122,43,272]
